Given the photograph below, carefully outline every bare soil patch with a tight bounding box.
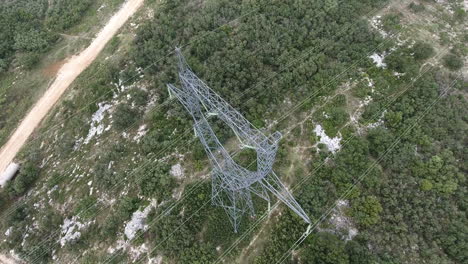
[42,58,69,77]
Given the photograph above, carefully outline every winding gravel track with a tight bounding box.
[0,0,144,178]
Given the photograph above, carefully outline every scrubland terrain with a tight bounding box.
[0,0,466,263]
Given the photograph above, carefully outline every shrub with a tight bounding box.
[113,104,140,130]
[409,2,425,13]
[0,59,8,72]
[19,52,41,69]
[412,41,434,60]
[454,7,466,21]
[443,54,463,71]
[8,162,40,196]
[100,214,122,241]
[8,204,29,224]
[117,196,141,220]
[135,160,174,199]
[382,13,401,32]
[130,88,149,106]
[74,196,98,219]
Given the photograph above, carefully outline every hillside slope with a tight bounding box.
[0,0,466,263]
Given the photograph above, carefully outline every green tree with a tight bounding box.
[439,222,468,262]
[346,240,375,264]
[179,243,215,263]
[384,110,403,128]
[303,232,349,264]
[367,127,394,158]
[420,179,433,191]
[385,49,418,75]
[351,196,383,227]
[46,0,93,30]
[13,30,50,52]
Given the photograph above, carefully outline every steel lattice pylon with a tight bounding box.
[167,48,310,232]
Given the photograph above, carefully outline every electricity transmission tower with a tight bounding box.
[167,48,310,232]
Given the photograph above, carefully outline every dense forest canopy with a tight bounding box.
[133,0,386,125]
[0,0,92,71]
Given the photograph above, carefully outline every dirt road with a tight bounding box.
[0,0,144,178]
